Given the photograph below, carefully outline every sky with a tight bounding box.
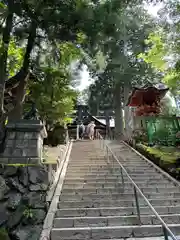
[77,2,164,92]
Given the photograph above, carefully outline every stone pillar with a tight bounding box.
[0,120,47,165]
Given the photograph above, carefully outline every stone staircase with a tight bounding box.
[50,140,180,240]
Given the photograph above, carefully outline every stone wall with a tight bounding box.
[0,120,50,240]
[0,165,49,240]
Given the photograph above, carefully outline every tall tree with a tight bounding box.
[0,0,162,124]
[88,5,159,137]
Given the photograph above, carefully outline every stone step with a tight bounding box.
[63,179,171,184]
[126,237,179,240]
[67,165,152,169]
[67,163,150,167]
[68,160,146,164]
[65,174,165,179]
[67,166,155,170]
[58,198,180,208]
[51,224,180,239]
[62,184,176,190]
[62,182,174,188]
[59,192,180,201]
[65,172,159,177]
[98,236,180,240]
[56,206,180,217]
[66,170,158,174]
[69,161,150,165]
[61,187,178,194]
[50,141,180,240]
[53,214,180,228]
[65,172,167,180]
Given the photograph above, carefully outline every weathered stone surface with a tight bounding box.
[24,132,38,140]
[0,158,8,164]
[7,193,22,210]
[31,209,46,224]
[12,149,22,157]
[51,228,91,239]
[29,183,48,192]
[22,148,38,157]
[0,176,9,200]
[0,205,9,226]
[23,192,46,209]
[0,165,5,174]
[4,166,18,177]
[11,226,41,240]
[16,139,29,148]
[6,131,15,139]
[28,167,48,185]
[19,167,29,187]
[7,205,26,229]
[28,140,37,148]
[7,178,26,194]
[2,120,46,164]
[27,158,41,164]
[3,147,13,157]
[22,209,46,226]
[0,121,48,240]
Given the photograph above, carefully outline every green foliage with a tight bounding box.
[138,32,168,71]
[29,66,78,124]
[7,39,24,77]
[1,0,165,126]
[133,129,148,143]
[163,70,180,95]
[138,0,180,95]
[146,117,180,146]
[138,31,180,94]
[58,42,82,66]
[0,2,7,23]
[23,208,33,219]
[28,39,83,124]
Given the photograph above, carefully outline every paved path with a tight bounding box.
[50,140,180,240]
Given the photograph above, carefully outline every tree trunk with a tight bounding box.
[8,22,37,120]
[124,84,131,140]
[0,10,13,118]
[105,110,110,139]
[114,83,124,139]
[22,22,37,72]
[8,73,29,120]
[96,100,99,116]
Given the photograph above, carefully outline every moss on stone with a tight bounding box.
[137,143,179,163]
[6,164,37,166]
[0,228,10,240]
